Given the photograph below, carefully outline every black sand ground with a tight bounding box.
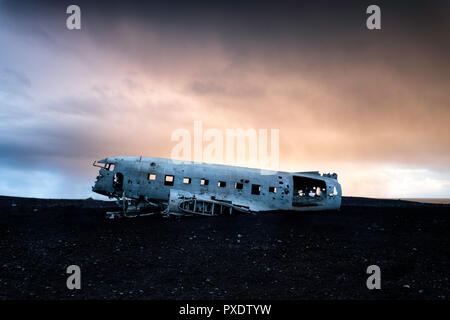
[0,195,449,300]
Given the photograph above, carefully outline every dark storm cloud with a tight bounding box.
[3,0,448,49]
[0,117,105,165]
[3,1,449,81]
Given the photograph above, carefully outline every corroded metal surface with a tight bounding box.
[92,156,342,215]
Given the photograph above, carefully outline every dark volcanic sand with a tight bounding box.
[0,196,449,300]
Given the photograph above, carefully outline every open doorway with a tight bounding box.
[113,172,124,191]
[292,176,326,207]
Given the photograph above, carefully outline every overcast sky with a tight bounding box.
[0,0,449,199]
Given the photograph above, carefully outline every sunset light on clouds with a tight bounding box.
[0,0,449,199]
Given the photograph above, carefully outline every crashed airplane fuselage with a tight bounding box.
[92,156,342,216]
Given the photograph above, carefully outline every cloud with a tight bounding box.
[0,68,32,101]
[189,80,265,98]
[0,0,449,198]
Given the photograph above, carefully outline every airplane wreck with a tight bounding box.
[92,156,342,218]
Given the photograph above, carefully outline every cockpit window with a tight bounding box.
[93,160,115,171]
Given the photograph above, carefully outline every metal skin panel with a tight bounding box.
[92,156,341,214]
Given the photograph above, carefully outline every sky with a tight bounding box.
[0,0,449,199]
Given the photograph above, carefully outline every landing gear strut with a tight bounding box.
[106,192,164,219]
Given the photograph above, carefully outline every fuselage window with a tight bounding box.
[183,177,191,184]
[200,179,209,186]
[148,173,156,180]
[235,182,243,190]
[269,186,277,193]
[218,181,226,188]
[251,184,261,195]
[107,163,115,171]
[164,175,174,186]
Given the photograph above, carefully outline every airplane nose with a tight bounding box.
[92,173,108,193]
